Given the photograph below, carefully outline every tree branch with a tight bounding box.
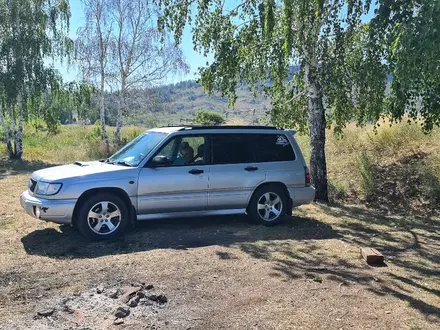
[285,91,306,104]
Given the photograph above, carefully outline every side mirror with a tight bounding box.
[150,155,168,167]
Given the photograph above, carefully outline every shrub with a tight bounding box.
[357,150,377,197]
[86,139,116,160]
[120,127,143,146]
[419,159,440,204]
[328,180,347,202]
[87,120,102,140]
[194,109,225,126]
[28,118,46,133]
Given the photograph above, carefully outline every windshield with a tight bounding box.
[108,132,167,166]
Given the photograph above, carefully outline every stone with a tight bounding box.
[114,318,125,325]
[145,284,154,290]
[114,307,130,318]
[96,286,105,294]
[120,286,142,303]
[127,295,140,308]
[37,308,55,317]
[108,289,119,299]
[148,294,168,304]
[136,291,146,298]
[63,305,75,314]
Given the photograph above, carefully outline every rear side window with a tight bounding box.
[211,134,257,164]
[257,134,296,162]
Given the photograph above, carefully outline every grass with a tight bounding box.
[0,124,145,164]
[284,120,440,208]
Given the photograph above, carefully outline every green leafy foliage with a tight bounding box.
[194,109,226,126]
[158,0,440,201]
[87,120,103,140]
[371,0,440,131]
[0,0,72,158]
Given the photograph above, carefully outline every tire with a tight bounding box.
[247,185,287,226]
[76,192,129,241]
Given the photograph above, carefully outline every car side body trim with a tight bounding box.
[136,208,246,220]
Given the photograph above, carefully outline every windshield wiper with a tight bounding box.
[112,161,133,167]
[99,158,111,163]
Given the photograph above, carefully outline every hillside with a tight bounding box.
[122,80,272,126]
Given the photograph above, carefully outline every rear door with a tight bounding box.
[208,134,266,210]
[256,133,302,191]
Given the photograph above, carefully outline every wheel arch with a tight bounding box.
[72,187,134,227]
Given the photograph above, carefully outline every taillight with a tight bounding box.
[305,166,311,186]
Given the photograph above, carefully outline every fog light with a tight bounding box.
[35,207,41,219]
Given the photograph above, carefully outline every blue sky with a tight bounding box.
[56,0,376,85]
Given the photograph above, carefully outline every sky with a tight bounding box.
[56,0,376,86]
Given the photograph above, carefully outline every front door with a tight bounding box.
[137,135,209,214]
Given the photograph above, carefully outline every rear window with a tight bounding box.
[257,134,296,162]
[211,134,257,164]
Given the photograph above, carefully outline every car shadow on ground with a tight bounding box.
[21,214,339,259]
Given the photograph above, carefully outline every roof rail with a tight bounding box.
[180,125,281,130]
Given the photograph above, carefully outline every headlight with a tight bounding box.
[35,182,62,195]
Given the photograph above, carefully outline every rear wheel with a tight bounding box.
[248,185,286,226]
[77,193,129,240]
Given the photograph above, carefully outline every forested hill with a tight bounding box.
[119,80,272,126]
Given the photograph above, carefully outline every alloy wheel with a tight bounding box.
[87,201,122,235]
[257,192,283,221]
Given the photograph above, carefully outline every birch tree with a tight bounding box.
[76,0,113,154]
[109,0,188,147]
[158,0,440,202]
[0,0,71,159]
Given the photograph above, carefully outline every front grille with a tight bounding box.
[29,179,37,192]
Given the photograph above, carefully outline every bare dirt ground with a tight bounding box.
[0,164,439,330]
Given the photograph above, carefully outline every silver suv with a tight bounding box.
[20,126,315,240]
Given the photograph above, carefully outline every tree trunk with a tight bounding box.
[9,104,17,156]
[114,88,124,148]
[99,74,110,155]
[14,91,24,159]
[0,104,14,158]
[304,62,329,202]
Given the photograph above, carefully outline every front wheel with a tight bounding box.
[248,185,286,226]
[76,193,129,241]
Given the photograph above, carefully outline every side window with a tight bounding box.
[156,138,176,160]
[154,135,207,166]
[211,134,257,164]
[257,134,296,162]
[174,136,206,166]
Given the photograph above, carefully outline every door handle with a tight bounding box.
[189,169,204,175]
[244,166,258,172]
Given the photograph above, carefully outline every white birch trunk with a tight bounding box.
[304,50,329,202]
[100,74,110,155]
[15,90,24,159]
[0,103,14,158]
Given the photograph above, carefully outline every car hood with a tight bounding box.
[32,161,135,182]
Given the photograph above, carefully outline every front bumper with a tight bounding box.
[20,190,76,225]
